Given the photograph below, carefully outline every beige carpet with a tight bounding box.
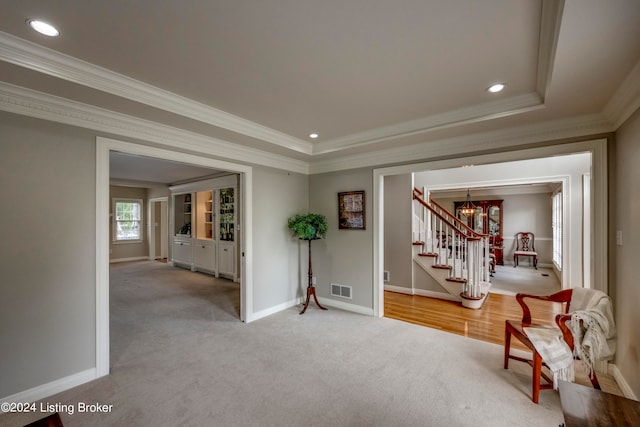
[489,265,562,296]
[1,261,565,427]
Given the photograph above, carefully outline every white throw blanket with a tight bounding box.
[524,288,616,389]
[522,326,574,388]
[568,288,617,374]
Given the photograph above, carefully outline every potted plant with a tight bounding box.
[287,213,328,314]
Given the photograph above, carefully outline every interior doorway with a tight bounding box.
[149,198,168,262]
[373,138,608,319]
[96,137,254,378]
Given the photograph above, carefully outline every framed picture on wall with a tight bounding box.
[338,191,365,230]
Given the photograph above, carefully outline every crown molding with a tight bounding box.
[0,82,309,174]
[603,58,640,129]
[312,93,545,155]
[536,0,564,101]
[0,2,563,160]
[311,1,563,155]
[0,31,313,155]
[308,113,612,174]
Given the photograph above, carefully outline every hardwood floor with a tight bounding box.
[384,290,562,349]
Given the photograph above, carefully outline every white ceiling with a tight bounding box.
[1,0,640,179]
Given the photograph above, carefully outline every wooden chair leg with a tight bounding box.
[589,370,601,390]
[532,352,542,404]
[504,326,512,369]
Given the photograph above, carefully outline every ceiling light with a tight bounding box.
[487,83,505,93]
[457,189,479,216]
[309,133,319,139]
[27,19,60,37]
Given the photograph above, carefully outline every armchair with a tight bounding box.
[504,290,601,403]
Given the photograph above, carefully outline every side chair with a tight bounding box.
[513,231,538,269]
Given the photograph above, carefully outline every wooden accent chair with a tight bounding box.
[504,290,600,403]
[513,231,538,269]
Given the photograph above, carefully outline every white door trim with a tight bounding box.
[96,136,253,378]
[373,138,608,317]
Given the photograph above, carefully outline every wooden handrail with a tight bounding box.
[412,193,469,239]
[412,188,487,239]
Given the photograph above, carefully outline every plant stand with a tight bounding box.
[300,239,328,315]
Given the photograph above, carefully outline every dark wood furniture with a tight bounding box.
[299,239,327,315]
[25,412,64,427]
[504,290,600,403]
[490,235,504,266]
[559,380,640,426]
[513,231,538,269]
[454,199,503,265]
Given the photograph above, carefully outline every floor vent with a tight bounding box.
[331,283,352,299]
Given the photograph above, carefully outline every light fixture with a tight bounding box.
[26,19,60,37]
[457,189,478,215]
[309,133,319,139]
[487,83,505,93]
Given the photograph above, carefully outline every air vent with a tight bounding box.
[331,283,352,299]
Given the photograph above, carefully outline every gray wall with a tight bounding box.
[0,112,96,397]
[614,106,640,398]
[384,174,413,289]
[309,168,373,309]
[0,112,311,398]
[252,167,309,313]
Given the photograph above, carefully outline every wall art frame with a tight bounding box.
[338,190,365,230]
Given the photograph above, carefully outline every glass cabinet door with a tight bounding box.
[219,188,235,242]
[174,193,192,236]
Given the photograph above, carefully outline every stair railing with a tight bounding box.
[412,188,491,296]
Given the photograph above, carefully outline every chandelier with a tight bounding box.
[457,189,478,215]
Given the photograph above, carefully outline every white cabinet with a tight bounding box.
[172,237,192,267]
[169,176,238,280]
[218,241,235,279]
[194,240,216,272]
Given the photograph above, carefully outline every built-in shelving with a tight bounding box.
[169,177,238,281]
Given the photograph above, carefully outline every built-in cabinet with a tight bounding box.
[169,176,238,281]
[454,199,504,265]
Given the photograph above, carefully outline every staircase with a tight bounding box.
[412,188,491,309]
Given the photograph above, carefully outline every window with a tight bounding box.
[113,198,143,242]
[552,191,562,269]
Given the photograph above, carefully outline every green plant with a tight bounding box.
[287,213,328,240]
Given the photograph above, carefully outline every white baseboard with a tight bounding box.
[384,284,461,302]
[384,284,413,294]
[1,368,96,409]
[109,256,149,264]
[609,363,638,400]
[248,298,299,322]
[317,297,374,316]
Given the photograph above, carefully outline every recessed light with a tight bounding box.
[309,133,319,139]
[487,83,505,93]
[27,19,60,37]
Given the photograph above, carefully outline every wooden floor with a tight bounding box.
[384,290,624,395]
[384,290,561,350]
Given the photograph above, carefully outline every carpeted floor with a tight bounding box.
[1,261,565,427]
[489,264,561,296]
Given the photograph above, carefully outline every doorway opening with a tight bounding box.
[373,138,608,321]
[96,137,253,378]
